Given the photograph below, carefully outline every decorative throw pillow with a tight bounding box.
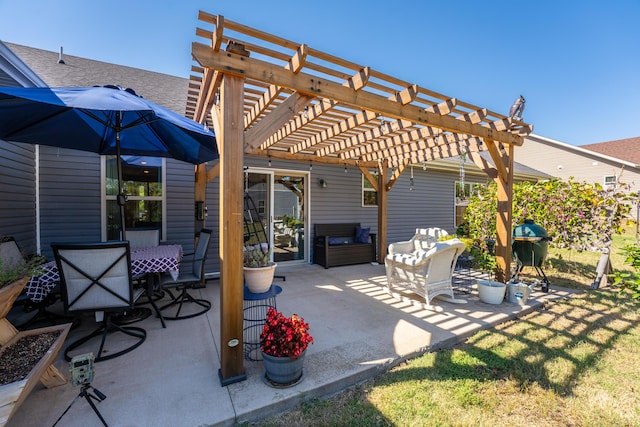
[355,227,370,243]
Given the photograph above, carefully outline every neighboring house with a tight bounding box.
[516,134,640,194]
[0,42,550,275]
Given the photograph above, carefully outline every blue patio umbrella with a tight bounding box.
[0,85,218,238]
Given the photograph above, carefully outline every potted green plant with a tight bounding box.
[0,252,45,320]
[260,307,314,387]
[243,243,276,293]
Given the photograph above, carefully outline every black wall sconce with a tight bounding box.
[318,178,328,188]
[195,201,205,220]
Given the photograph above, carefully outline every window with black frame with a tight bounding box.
[105,155,163,241]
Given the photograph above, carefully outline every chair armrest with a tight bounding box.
[388,240,413,255]
[180,252,206,265]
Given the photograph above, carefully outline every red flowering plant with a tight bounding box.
[260,307,314,359]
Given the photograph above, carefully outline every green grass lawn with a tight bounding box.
[251,227,640,427]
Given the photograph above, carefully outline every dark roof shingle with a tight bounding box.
[580,137,640,165]
[4,43,188,114]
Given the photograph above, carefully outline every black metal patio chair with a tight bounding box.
[157,229,212,321]
[52,241,146,362]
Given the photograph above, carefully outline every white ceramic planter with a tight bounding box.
[477,279,506,304]
[243,263,277,293]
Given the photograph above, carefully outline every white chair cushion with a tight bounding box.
[386,246,437,266]
[413,236,437,252]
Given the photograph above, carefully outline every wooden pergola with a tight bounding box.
[187,11,533,385]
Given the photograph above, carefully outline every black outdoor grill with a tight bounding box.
[511,219,551,292]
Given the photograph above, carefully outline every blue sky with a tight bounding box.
[1,0,638,146]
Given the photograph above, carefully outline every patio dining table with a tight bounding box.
[26,244,183,304]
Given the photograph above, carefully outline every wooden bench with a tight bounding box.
[313,223,376,269]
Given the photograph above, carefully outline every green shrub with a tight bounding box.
[612,244,640,299]
[464,178,631,253]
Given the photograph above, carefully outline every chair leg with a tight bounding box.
[64,317,146,363]
[158,287,211,320]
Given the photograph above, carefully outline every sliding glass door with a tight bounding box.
[245,170,307,263]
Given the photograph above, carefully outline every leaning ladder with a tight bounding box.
[243,192,285,282]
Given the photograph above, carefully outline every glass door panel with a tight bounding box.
[273,174,305,263]
[244,172,271,248]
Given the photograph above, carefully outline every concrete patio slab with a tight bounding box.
[6,263,578,426]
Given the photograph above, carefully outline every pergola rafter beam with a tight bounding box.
[334,98,458,159]
[244,92,314,153]
[191,42,525,146]
[356,129,470,163]
[244,44,308,129]
[386,139,485,167]
[261,98,338,151]
[317,96,456,158]
[287,67,372,154]
[317,116,408,157]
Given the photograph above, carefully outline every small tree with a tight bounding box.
[463,178,631,253]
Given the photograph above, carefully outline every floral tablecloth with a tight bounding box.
[26,244,182,303]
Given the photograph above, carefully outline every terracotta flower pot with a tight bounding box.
[243,263,277,293]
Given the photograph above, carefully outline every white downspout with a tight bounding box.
[35,144,41,255]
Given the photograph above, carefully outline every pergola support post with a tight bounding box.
[218,74,247,386]
[487,140,514,283]
[377,161,388,263]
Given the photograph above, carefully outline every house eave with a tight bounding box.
[0,40,47,87]
[529,133,639,169]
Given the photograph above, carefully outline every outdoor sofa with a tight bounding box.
[313,223,376,268]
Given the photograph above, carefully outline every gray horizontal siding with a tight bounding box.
[165,158,196,254]
[387,168,455,243]
[0,140,37,253]
[38,147,101,259]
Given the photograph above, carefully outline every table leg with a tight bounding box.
[147,273,166,328]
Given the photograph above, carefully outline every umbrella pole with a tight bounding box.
[116,111,127,240]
